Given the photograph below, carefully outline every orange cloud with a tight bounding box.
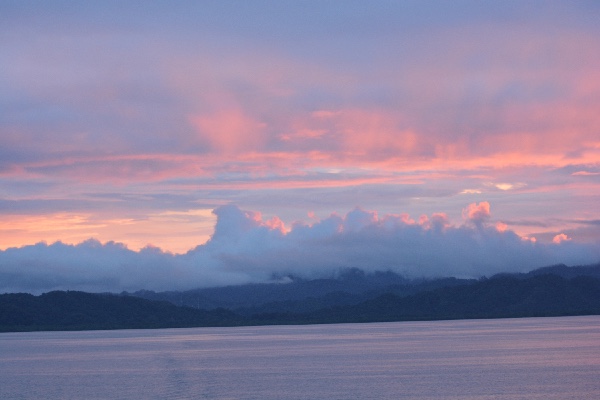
[0,210,216,254]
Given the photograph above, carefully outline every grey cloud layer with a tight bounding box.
[1,204,598,293]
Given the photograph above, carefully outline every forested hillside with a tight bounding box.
[2,264,599,332]
[0,291,242,332]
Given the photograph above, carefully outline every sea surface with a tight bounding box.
[1,316,599,399]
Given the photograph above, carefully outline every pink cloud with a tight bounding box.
[496,222,508,232]
[572,171,600,176]
[22,154,208,183]
[189,109,267,154]
[552,233,571,244]
[420,213,451,232]
[283,108,424,160]
[462,202,491,226]
[265,216,286,233]
[325,109,417,155]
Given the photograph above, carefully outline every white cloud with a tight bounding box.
[1,203,599,293]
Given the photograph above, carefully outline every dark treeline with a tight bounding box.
[1,264,600,332]
[0,291,243,332]
[252,274,600,325]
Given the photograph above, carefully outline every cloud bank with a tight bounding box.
[1,203,598,294]
[2,2,600,252]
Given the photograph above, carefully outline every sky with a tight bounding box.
[1,1,599,293]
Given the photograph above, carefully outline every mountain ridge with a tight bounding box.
[2,263,599,332]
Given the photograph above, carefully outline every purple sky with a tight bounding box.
[1,1,599,292]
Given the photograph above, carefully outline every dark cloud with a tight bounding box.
[500,219,549,228]
[573,220,600,226]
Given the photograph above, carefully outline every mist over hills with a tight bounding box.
[127,268,474,315]
[2,263,600,332]
[126,263,600,316]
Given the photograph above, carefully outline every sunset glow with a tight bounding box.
[1,1,599,292]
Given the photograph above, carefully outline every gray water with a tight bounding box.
[1,316,599,399]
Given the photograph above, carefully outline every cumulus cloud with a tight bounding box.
[1,203,599,294]
[552,233,571,244]
[462,201,491,227]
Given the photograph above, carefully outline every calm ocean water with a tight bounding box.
[1,316,599,399]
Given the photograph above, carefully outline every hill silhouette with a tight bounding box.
[2,263,599,332]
